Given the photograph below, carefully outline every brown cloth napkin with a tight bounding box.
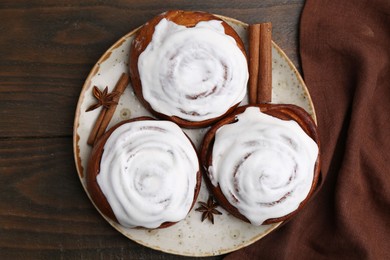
[226,0,390,259]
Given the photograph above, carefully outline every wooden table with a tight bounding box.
[0,1,305,259]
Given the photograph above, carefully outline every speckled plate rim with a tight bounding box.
[73,14,316,257]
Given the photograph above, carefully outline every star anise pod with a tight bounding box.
[195,196,222,224]
[86,86,120,112]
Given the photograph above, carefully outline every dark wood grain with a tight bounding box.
[0,0,305,258]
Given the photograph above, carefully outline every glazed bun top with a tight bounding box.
[129,10,249,128]
[201,104,321,225]
[87,118,201,229]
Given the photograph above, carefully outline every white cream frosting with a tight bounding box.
[209,107,318,225]
[97,120,199,228]
[138,18,249,122]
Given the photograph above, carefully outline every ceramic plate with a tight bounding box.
[73,15,316,257]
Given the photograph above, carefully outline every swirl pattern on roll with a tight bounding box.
[137,18,248,122]
[208,107,319,225]
[96,120,199,228]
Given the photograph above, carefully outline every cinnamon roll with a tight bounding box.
[87,117,201,229]
[129,10,249,128]
[200,105,321,225]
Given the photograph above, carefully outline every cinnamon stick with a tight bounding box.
[248,22,273,104]
[248,24,261,105]
[87,73,130,146]
[258,23,272,104]
[87,108,106,145]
